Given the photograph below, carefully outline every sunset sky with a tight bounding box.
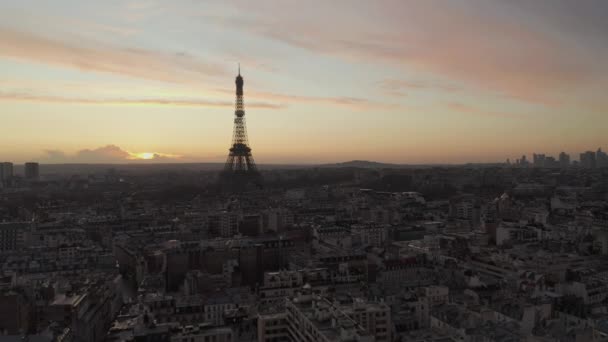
[1,0,607,164]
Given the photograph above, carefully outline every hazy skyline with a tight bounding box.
[1,0,607,164]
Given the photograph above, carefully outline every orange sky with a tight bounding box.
[1,1,607,164]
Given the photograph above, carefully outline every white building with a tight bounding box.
[170,323,233,342]
[283,292,390,342]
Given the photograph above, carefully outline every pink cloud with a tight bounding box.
[250,90,398,110]
[0,27,226,84]
[224,1,598,105]
[214,88,399,111]
[0,91,283,109]
[446,102,526,119]
[377,79,460,97]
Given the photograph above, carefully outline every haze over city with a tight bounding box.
[1,0,607,164]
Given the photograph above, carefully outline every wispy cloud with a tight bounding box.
[222,1,600,105]
[446,102,526,119]
[214,88,399,111]
[377,79,460,97]
[1,7,140,38]
[0,91,284,109]
[252,90,398,110]
[0,27,226,84]
[2,87,398,111]
[121,0,168,23]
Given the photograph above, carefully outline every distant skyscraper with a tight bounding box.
[221,67,261,188]
[24,162,40,180]
[597,148,608,168]
[545,156,558,168]
[0,162,13,182]
[533,153,546,168]
[580,151,596,169]
[559,152,570,168]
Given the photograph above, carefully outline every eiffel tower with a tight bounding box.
[220,67,261,188]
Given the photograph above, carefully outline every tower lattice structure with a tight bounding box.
[222,68,260,182]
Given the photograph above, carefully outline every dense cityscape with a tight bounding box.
[2,147,608,342]
[2,1,608,341]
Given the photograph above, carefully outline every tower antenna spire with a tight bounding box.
[238,63,240,76]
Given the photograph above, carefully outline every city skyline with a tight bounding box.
[2,146,608,168]
[2,0,608,164]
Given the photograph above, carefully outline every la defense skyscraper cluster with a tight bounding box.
[220,67,261,188]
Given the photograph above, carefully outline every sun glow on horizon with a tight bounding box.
[127,151,183,161]
[137,152,155,160]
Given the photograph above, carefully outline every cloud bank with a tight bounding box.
[40,145,185,163]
